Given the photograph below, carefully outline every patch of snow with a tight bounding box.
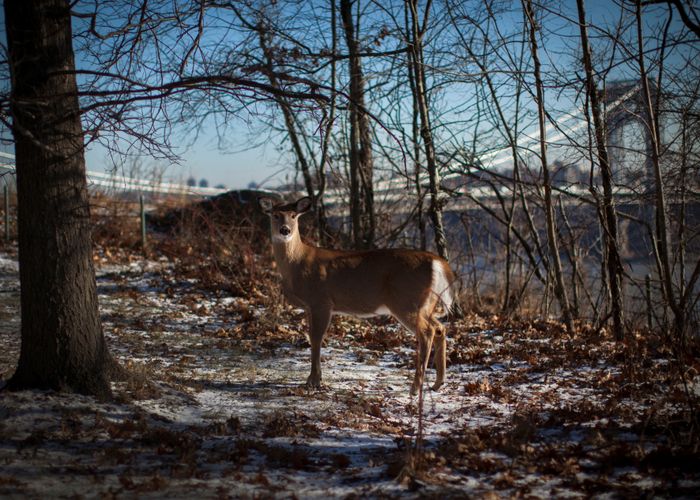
[0,255,18,272]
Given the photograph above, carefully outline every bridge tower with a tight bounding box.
[602,78,658,191]
[602,78,659,257]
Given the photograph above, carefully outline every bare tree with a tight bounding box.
[4,0,115,397]
[3,0,696,363]
[254,12,331,240]
[641,0,700,38]
[405,0,450,260]
[633,0,700,341]
[523,0,574,332]
[576,0,626,340]
[445,0,543,314]
[340,0,376,249]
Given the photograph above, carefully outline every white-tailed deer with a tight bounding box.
[259,196,457,395]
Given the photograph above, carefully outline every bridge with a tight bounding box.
[0,151,226,198]
[0,79,674,208]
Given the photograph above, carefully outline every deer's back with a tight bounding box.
[294,247,442,315]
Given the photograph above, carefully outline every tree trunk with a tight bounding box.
[635,0,679,336]
[576,0,625,340]
[5,0,113,398]
[340,0,375,249]
[405,3,427,251]
[523,0,574,332]
[407,0,449,261]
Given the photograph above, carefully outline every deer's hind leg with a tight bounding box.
[393,311,435,396]
[430,317,447,391]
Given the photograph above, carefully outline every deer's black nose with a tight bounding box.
[280,226,291,236]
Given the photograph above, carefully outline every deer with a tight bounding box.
[258,196,458,395]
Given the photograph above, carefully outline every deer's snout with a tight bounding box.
[280,225,291,236]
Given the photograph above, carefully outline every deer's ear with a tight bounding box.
[295,197,313,214]
[258,197,274,214]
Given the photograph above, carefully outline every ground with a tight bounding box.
[0,248,698,498]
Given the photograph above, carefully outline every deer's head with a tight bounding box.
[259,196,312,244]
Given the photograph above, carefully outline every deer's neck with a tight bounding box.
[272,233,309,269]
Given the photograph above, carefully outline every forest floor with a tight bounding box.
[1,246,699,498]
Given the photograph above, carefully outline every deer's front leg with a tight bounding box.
[306,305,332,389]
[282,283,305,308]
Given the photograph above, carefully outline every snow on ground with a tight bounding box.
[1,251,698,498]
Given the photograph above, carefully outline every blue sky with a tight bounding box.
[2,1,689,190]
[0,3,284,190]
[81,0,676,190]
[84,121,283,190]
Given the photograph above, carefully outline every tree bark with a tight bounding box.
[405,1,427,251]
[576,0,625,340]
[5,0,113,398]
[340,0,375,249]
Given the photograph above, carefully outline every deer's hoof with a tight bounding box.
[305,373,322,390]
